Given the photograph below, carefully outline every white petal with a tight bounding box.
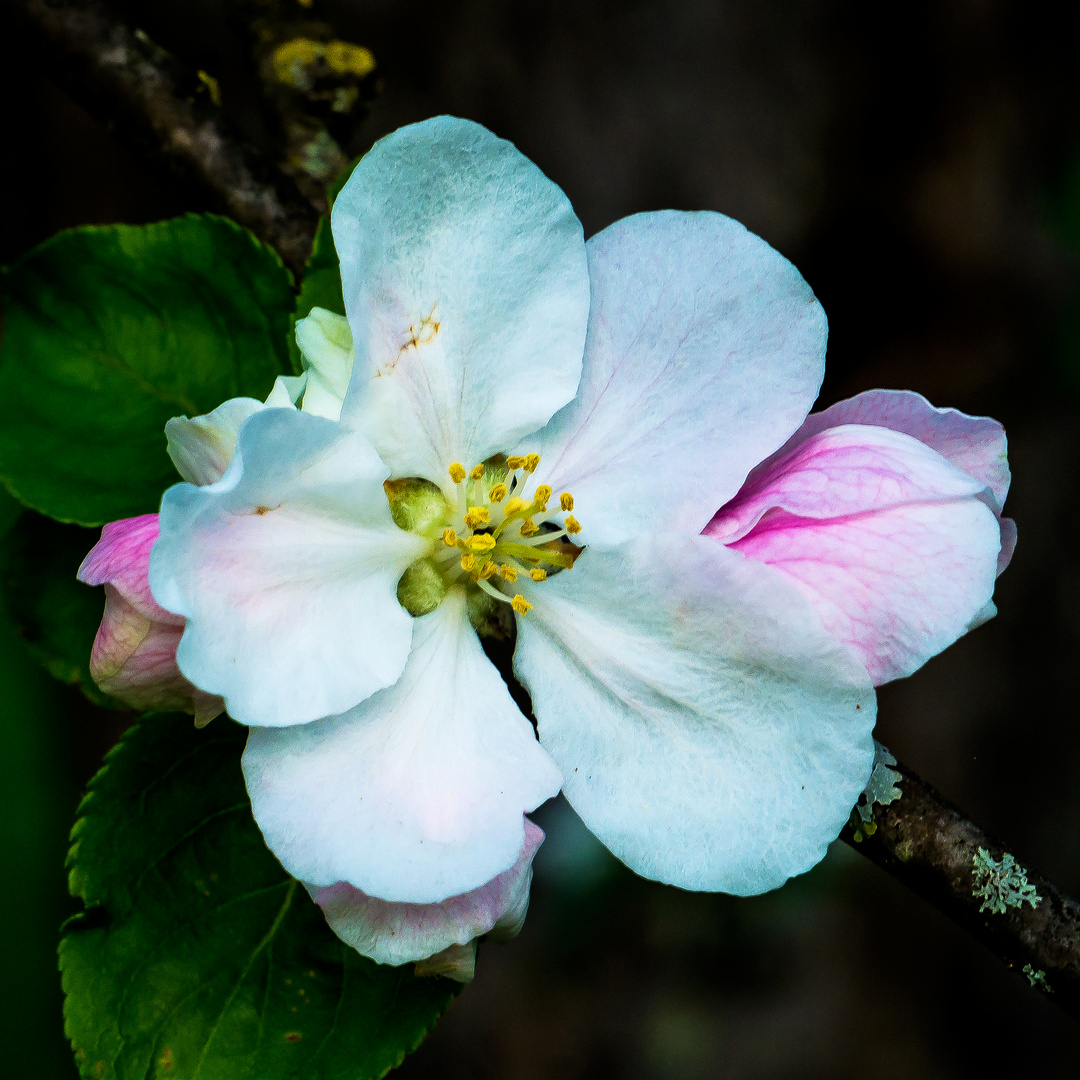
[513,536,875,895]
[294,307,354,420]
[304,819,544,968]
[242,588,561,902]
[165,397,265,486]
[526,211,827,544]
[335,117,590,489]
[263,373,306,409]
[150,407,426,727]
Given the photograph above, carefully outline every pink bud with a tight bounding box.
[78,514,223,724]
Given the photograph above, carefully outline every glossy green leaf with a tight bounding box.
[0,512,119,708]
[61,713,457,1080]
[0,216,294,526]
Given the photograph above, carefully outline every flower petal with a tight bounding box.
[150,407,426,727]
[512,535,875,896]
[335,117,590,488]
[165,397,266,487]
[294,307,354,421]
[78,514,222,721]
[305,819,544,969]
[243,587,561,902]
[705,425,1002,684]
[758,388,1011,512]
[525,211,827,544]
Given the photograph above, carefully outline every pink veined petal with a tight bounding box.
[78,515,223,722]
[78,514,178,623]
[307,819,544,971]
[755,388,1011,513]
[705,424,1002,685]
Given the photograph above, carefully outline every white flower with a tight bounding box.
[146,116,1003,966]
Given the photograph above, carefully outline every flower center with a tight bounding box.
[434,453,581,615]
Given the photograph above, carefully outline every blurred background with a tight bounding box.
[2,1,1080,1076]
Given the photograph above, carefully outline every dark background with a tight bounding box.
[2,1,1080,1076]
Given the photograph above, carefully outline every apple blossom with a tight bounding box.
[79,116,1012,973]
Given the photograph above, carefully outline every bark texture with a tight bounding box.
[843,750,1080,1019]
[2,0,318,273]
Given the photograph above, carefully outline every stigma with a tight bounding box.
[433,453,581,614]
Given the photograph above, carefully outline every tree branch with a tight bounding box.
[1,0,319,273]
[843,748,1080,1019]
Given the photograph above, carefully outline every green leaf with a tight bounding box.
[289,216,346,373]
[61,713,457,1080]
[0,216,295,526]
[0,512,120,708]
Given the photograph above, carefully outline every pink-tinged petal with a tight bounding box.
[78,515,223,722]
[150,408,428,728]
[78,514,177,623]
[526,210,827,544]
[705,425,1002,685]
[243,588,560,903]
[307,819,544,971]
[757,388,1011,513]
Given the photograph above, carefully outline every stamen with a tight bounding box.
[442,527,458,547]
[477,560,497,581]
[488,482,508,503]
[519,518,539,537]
[512,594,532,615]
[564,515,582,535]
[506,455,526,470]
[448,462,466,484]
[465,533,496,553]
[523,453,541,473]
[513,528,567,547]
[529,568,547,582]
[499,543,574,569]
[477,577,511,603]
[470,463,485,481]
[499,564,518,582]
[460,553,477,572]
[560,492,574,511]
[504,496,527,516]
[533,484,552,510]
[464,506,490,529]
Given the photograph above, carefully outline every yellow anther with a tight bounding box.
[529,568,548,582]
[488,482,508,503]
[560,492,574,511]
[564,515,582,535]
[504,496,527,515]
[464,506,490,529]
[533,484,552,510]
[506,455,526,470]
[465,533,496,553]
[519,518,538,537]
[500,564,518,582]
[523,453,541,473]
[511,594,532,615]
[470,463,485,481]
[460,553,477,572]
[477,560,498,581]
[448,462,466,484]
[442,527,458,547]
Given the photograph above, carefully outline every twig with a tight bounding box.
[843,748,1080,1019]
[229,0,378,210]
[1,0,318,273]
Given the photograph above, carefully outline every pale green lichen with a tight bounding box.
[1022,964,1052,992]
[851,741,903,841]
[972,848,1041,915]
